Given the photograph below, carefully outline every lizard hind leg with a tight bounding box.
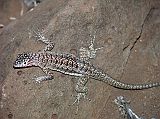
[79,32,103,61]
[71,77,91,112]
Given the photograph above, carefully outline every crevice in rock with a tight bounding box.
[130,7,154,51]
[120,7,154,79]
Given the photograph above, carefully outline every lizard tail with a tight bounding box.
[91,69,160,90]
[103,75,160,90]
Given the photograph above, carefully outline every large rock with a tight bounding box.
[0,0,160,119]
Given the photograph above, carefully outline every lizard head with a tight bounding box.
[13,52,36,68]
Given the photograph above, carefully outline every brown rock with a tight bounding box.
[0,0,160,119]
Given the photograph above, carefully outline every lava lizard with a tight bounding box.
[13,30,160,104]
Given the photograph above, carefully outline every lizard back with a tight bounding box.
[13,51,160,90]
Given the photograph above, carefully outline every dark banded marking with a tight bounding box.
[55,55,62,66]
[54,54,58,64]
[62,59,69,66]
[37,53,41,62]
[59,55,66,66]
[51,54,56,64]
[45,53,49,59]
[73,61,78,69]
[68,59,73,67]
[38,53,43,63]
[48,54,53,64]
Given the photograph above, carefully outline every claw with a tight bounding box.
[30,28,54,50]
[71,92,88,113]
[79,33,103,61]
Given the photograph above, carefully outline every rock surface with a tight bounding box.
[0,0,22,32]
[0,0,160,119]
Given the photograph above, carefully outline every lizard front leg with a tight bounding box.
[32,68,54,83]
[79,33,103,61]
[31,29,55,52]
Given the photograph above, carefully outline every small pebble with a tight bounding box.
[17,70,23,76]
[51,114,58,119]
[70,48,77,55]
[8,113,13,119]
[23,80,28,85]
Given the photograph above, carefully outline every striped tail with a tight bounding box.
[103,75,160,90]
[90,69,160,90]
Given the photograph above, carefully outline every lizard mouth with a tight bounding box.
[13,65,32,69]
[13,63,19,68]
[13,62,28,69]
[13,64,23,69]
[13,66,22,69]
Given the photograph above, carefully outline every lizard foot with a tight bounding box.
[69,77,91,113]
[79,33,103,61]
[31,28,55,51]
[70,91,91,113]
[32,75,54,83]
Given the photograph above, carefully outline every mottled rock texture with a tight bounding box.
[0,0,160,119]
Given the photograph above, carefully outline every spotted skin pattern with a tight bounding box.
[14,51,160,90]
[13,31,160,111]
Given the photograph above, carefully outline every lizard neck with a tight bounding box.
[29,52,40,67]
